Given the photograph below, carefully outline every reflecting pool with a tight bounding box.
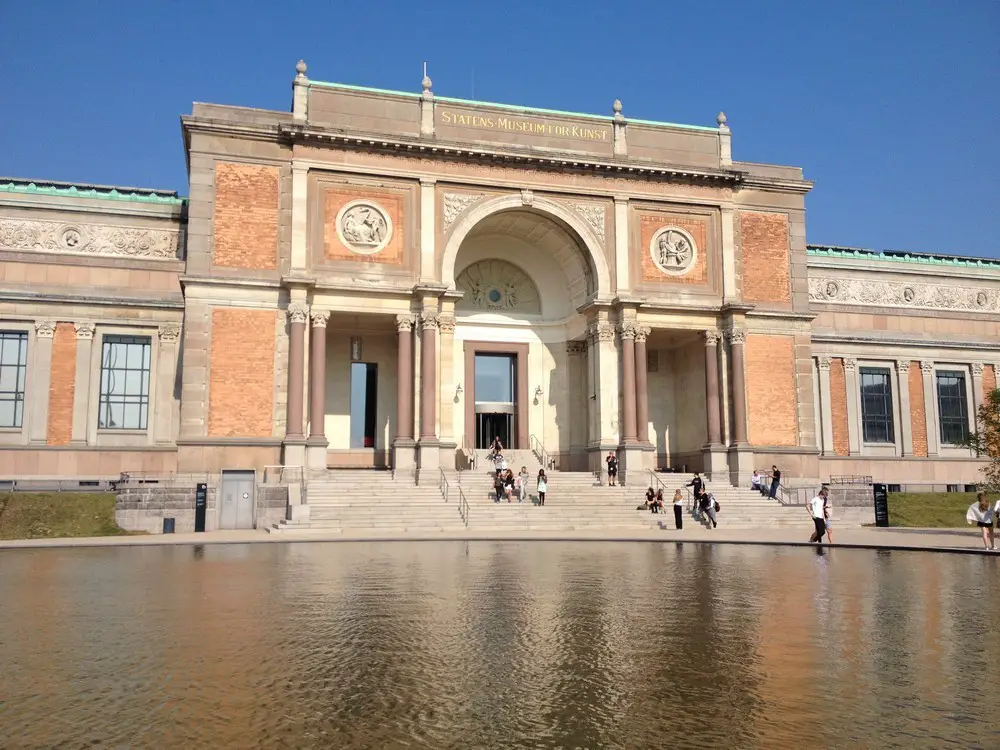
[1,542,998,748]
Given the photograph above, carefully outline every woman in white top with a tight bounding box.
[536,470,548,506]
[966,492,995,550]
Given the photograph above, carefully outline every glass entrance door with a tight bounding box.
[474,353,517,449]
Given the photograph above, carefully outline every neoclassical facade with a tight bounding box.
[1,62,997,489]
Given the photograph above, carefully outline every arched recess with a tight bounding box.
[440,194,612,299]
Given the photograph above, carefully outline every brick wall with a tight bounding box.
[208,309,278,437]
[46,322,76,445]
[637,212,709,284]
[745,334,797,446]
[323,187,404,264]
[739,212,791,304]
[829,358,849,456]
[909,361,928,457]
[213,162,279,270]
[983,364,997,395]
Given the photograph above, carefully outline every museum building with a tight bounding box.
[1,62,998,498]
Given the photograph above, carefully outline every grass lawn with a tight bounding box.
[0,492,140,540]
[887,492,981,528]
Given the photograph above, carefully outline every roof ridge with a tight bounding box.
[0,178,185,205]
[807,244,1000,268]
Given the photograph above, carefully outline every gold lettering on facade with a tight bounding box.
[439,110,609,142]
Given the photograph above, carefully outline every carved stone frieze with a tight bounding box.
[809,276,1000,313]
[455,259,541,314]
[573,203,606,241]
[0,218,180,260]
[442,192,484,230]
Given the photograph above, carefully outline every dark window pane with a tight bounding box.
[0,331,28,428]
[936,371,968,445]
[98,335,151,430]
[859,367,894,444]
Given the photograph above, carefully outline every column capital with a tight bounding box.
[158,323,181,343]
[34,321,56,338]
[817,356,832,371]
[920,360,934,374]
[420,312,440,330]
[972,362,985,376]
[843,357,857,372]
[310,310,330,328]
[567,341,587,355]
[703,330,721,346]
[613,195,630,207]
[75,322,96,340]
[419,177,437,187]
[438,315,456,335]
[287,302,310,325]
[724,327,746,345]
[894,359,910,374]
[395,313,416,332]
[587,321,615,343]
[634,326,650,343]
[618,322,638,340]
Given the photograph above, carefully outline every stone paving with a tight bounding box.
[2,525,998,555]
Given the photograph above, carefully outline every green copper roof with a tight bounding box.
[807,245,1000,269]
[308,80,718,132]
[0,178,185,205]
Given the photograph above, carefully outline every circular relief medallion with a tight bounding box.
[59,225,85,250]
[976,291,989,308]
[649,226,697,276]
[824,281,840,299]
[336,200,392,255]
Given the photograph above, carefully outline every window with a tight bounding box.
[98,335,151,430]
[0,331,28,428]
[936,371,969,445]
[859,367,894,443]
[887,484,902,493]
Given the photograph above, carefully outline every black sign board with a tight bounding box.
[194,483,208,533]
[873,483,889,527]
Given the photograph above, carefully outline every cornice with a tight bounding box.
[811,332,1000,352]
[0,289,184,309]
[737,172,814,195]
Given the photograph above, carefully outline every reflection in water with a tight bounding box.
[1,542,998,748]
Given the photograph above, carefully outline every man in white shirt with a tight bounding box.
[809,488,829,544]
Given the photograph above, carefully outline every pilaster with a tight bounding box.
[290,163,309,270]
[586,314,619,478]
[417,309,440,482]
[972,362,986,417]
[70,323,96,444]
[844,358,861,455]
[921,360,938,456]
[306,310,330,470]
[438,309,456,454]
[720,206,737,303]
[817,357,835,456]
[614,197,630,293]
[419,178,436,280]
[394,314,417,474]
[154,324,181,446]
[896,360,913,456]
[28,321,56,445]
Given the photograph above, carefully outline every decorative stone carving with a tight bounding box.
[724,327,746,345]
[74,322,96,340]
[895,360,910,374]
[587,322,616,343]
[455,259,541,314]
[521,189,534,207]
[420,312,440,330]
[0,218,180,259]
[442,192,483,230]
[395,313,415,332]
[438,316,456,335]
[567,341,586,355]
[618,322,638,340]
[335,200,392,255]
[817,356,832,371]
[34,321,56,338]
[843,358,857,372]
[310,310,330,328]
[809,277,1000,313]
[920,360,935,374]
[649,226,697,276]
[574,203,606,240]
[158,324,181,343]
[286,303,309,325]
[634,326,650,343]
[703,330,721,346]
[972,362,985,376]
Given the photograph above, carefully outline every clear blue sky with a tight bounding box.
[1,1,997,256]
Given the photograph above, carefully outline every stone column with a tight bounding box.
[895,360,913,456]
[619,323,638,444]
[634,327,650,444]
[586,318,619,478]
[284,303,308,440]
[28,321,56,445]
[70,323,96,444]
[393,314,416,473]
[817,357,836,456]
[417,312,440,480]
[920,360,939,456]
[972,362,986,417]
[726,328,748,445]
[844,358,861,455]
[153,324,181,446]
[437,312,456,454]
[703,331,722,446]
[306,310,330,470]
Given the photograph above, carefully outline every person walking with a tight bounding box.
[686,473,704,502]
[966,492,995,550]
[672,489,684,530]
[606,452,619,487]
[808,488,828,543]
[536,469,548,506]
[703,491,719,529]
[823,489,834,544]
[518,466,530,503]
[768,465,781,499]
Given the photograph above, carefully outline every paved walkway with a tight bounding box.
[1,526,998,554]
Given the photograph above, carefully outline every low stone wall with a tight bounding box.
[116,485,288,533]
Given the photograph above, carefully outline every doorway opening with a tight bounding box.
[350,362,378,448]
[474,353,517,449]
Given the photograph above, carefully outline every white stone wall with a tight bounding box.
[323,330,398,452]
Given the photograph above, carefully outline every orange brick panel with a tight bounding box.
[47,323,76,446]
[983,364,997,395]
[745,334,797,447]
[740,212,791,304]
[909,361,928,457]
[213,163,279,270]
[638,212,708,284]
[829,358,849,457]
[323,187,404,265]
[208,309,277,437]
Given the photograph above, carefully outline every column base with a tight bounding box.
[587,442,619,484]
[306,438,329,471]
[286,481,310,522]
[393,439,417,480]
[282,439,307,470]
[727,444,754,487]
[618,445,645,487]
[416,439,440,485]
[702,444,729,483]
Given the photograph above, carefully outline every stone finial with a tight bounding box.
[295,60,307,80]
[717,111,728,128]
[613,99,625,123]
[422,74,433,94]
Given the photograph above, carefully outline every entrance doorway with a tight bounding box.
[219,470,255,530]
[474,353,516,448]
[350,362,378,448]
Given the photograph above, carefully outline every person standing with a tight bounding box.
[606,452,619,487]
[966,493,995,550]
[536,469,548,506]
[673,489,684,530]
[768,465,781,499]
[809,488,828,543]
[823,489,834,544]
[686,473,704,501]
[518,466,530,503]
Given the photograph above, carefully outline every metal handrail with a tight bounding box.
[461,435,477,471]
[263,465,302,484]
[457,486,470,526]
[529,434,554,470]
[439,467,450,503]
[647,469,689,510]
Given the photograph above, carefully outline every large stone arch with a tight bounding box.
[440,194,612,298]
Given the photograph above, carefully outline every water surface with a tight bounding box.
[1,542,997,748]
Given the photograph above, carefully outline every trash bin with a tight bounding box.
[163,517,176,534]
